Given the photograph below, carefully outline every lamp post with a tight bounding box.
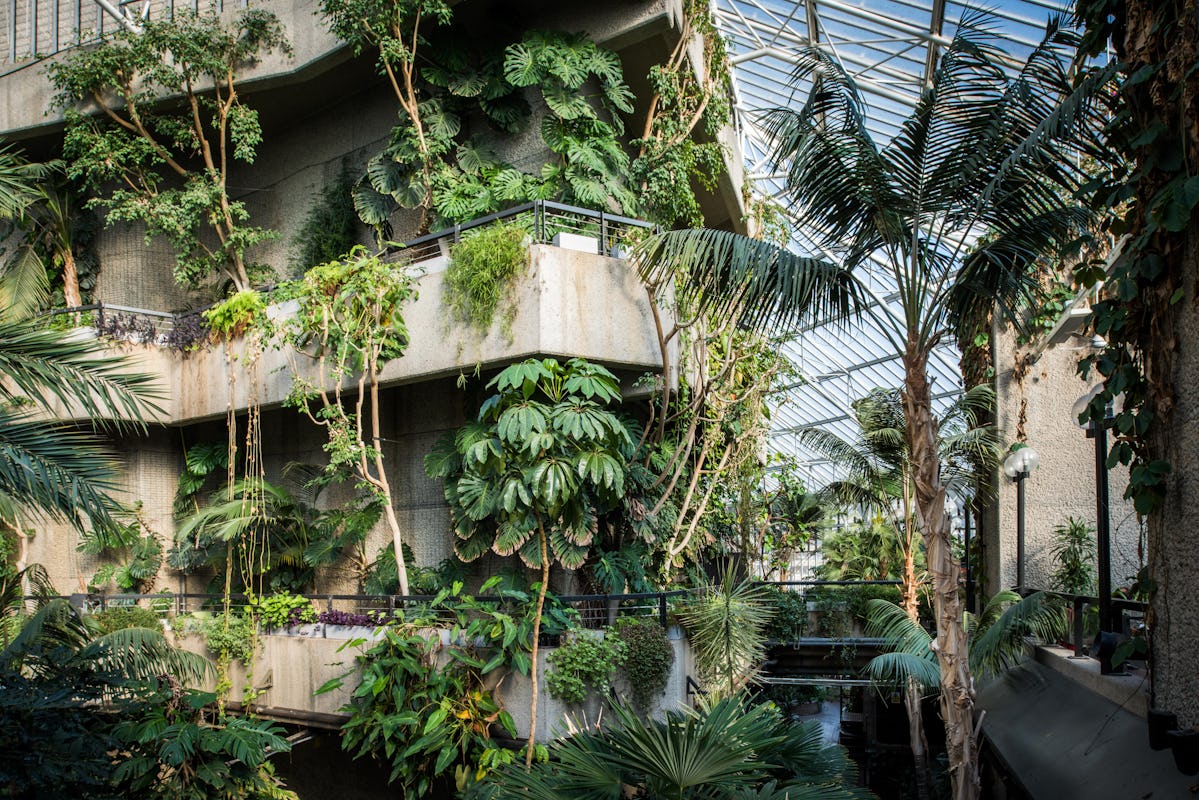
[1072,385,1123,675]
[1003,445,1039,593]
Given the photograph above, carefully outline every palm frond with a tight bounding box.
[634,229,861,333]
[863,599,940,688]
[0,411,127,532]
[80,626,212,686]
[0,242,51,323]
[970,590,1065,678]
[0,322,162,431]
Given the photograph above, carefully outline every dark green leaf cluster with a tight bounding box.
[426,357,632,570]
[324,1,639,228]
[1049,516,1096,595]
[613,616,675,709]
[0,598,289,799]
[465,695,867,800]
[291,163,362,273]
[340,579,530,795]
[88,604,164,635]
[1072,0,1197,517]
[545,630,628,705]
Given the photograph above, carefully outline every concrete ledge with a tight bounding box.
[1034,644,1150,718]
[43,244,670,426]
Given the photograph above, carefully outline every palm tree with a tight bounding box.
[803,385,998,799]
[0,145,50,221]
[865,590,1065,696]
[1,174,91,319]
[635,17,1104,799]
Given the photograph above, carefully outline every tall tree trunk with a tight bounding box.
[902,470,932,800]
[370,372,410,597]
[525,522,550,767]
[903,339,978,800]
[60,249,81,309]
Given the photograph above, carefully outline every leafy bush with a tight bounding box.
[187,613,257,664]
[763,587,808,641]
[251,592,317,629]
[341,625,516,796]
[89,605,163,634]
[546,631,628,705]
[291,163,359,273]
[444,222,528,334]
[1051,517,1096,594]
[203,289,268,340]
[613,617,674,709]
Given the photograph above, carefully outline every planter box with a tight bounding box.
[324,624,383,641]
[271,623,324,637]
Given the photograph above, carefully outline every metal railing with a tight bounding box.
[2,0,247,74]
[395,200,658,264]
[63,588,690,632]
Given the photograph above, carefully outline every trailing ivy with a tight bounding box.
[545,630,627,705]
[444,222,528,334]
[613,617,674,710]
[1073,0,1198,516]
[631,0,733,227]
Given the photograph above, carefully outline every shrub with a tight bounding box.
[613,617,674,709]
[545,630,628,705]
[251,592,317,629]
[89,605,163,634]
[763,587,808,641]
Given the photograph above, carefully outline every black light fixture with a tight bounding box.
[1002,445,1039,593]
[1072,384,1124,675]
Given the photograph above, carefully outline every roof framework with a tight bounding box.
[713,0,1070,489]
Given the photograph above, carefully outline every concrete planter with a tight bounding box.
[273,623,324,638]
[324,624,382,641]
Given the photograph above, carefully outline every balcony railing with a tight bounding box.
[2,0,247,74]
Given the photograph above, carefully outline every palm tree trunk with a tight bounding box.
[905,676,933,800]
[902,340,978,800]
[525,522,550,767]
[60,249,81,309]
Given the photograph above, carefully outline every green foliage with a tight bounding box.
[321,1,638,228]
[202,289,269,340]
[47,10,290,291]
[291,163,361,273]
[0,600,270,799]
[806,584,905,630]
[174,440,230,518]
[113,689,297,800]
[283,246,419,592]
[865,591,1065,689]
[613,617,674,709]
[678,572,774,698]
[1050,517,1096,595]
[427,357,631,570]
[171,477,347,594]
[339,580,527,796]
[251,591,317,629]
[762,587,808,642]
[362,544,466,595]
[88,605,164,635]
[191,612,257,665]
[83,513,163,594]
[814,519,910,582]
[546,630,627,705]
[466,695,865,800]
[631,0,732,227]
[444,222,528,334]
[1073,1,1191,518]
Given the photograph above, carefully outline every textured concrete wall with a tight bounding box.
[1151,242,1199,728]
[989,323,1143,596]
[45,245,667,427]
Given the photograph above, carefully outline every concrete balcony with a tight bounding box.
[51,242,670,426]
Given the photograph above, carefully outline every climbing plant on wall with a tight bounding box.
[319,1,639,230]
[48,10,291,292]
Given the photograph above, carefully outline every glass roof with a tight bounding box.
[712,0,1071,489]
